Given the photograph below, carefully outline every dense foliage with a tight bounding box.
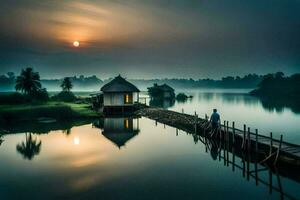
[15,68,42,95]
[1,72,263,91]
[51,91,77,102]
[250,72,300,97]
[176,93,189,101]
[148,85,164,98]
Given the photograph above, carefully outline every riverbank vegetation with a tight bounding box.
[176,93,192,102]
[250,72,300,98]
[0,102,98,125]
[0,68,99,125]
[1,72,263,91]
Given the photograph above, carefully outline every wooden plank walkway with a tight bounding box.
[136,107,300,199]
[136,107,300,164]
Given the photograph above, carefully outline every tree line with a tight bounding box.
[0,67,77,104]
[251,72,300,98]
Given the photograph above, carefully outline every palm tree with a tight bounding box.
[15,68,41,95]
[61,77,73,92]
[0,135,4,146]
[16,133,42,160]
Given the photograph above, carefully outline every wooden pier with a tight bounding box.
[136,108,300,167]
[136,107,300,199]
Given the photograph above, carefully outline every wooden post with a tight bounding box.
[243,124,246,150]
[232,145,235,172]
[223,141,226,166]
[269,132,273,156]
[194,113,198,134]
[182,108,184,114]
[247,127,251,151]
[274,135,283,166]
[176,128,178,136]
[226,121,229,143]
[226,121,229,166]
[255,129,258,185]
[205,137,208,153]
[255,158,258,186]
[255,129,258,152]
[242,153,245,178]
[223,120,226,140]
[269,168,273,194]
[232,121,235,144]
[247,154,250,181]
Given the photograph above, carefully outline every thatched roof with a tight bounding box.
[102,131,139,148]
[101,75,140,92]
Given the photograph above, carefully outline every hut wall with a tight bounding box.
[103,92,138,106]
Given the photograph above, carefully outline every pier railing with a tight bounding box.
[137,107,300,164]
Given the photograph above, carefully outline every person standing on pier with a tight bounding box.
[210,109,220,132]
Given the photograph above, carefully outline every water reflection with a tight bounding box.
[260,97,300,114]
[0,134,3,146]
[149,98,175,109]
[0,119,90,134]
[170,90,300,143]
[180,129,300,200]
[63,128,72,136]
[94,117,140,149]
[16,133,42,160]
[0,117,299,199]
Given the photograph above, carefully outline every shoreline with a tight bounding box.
[0,101,101,126]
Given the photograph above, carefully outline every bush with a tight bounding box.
[0,92,29,105]
[51,91,77,102]
[31,88,49,102]
[176,93,188,101]
[0,105,80,124]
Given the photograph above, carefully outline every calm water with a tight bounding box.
[148,89,300,144]
[1,89,300,199]
[0,117,300,200]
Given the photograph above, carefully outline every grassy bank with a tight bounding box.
[0,102,100,124]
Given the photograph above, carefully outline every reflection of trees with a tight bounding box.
[218,93,259,106]
[0,135,3,146]
[260,97,300,114]
[16,133,42,160]
[63,129,71,136]
[198,93,214,102]
[149,98,175,109]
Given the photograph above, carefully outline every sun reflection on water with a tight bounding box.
[73,136,80,145]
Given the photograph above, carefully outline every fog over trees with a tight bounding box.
[0,71,265,91]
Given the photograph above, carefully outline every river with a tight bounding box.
[0,89,299,199]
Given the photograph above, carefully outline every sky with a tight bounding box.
[0,0,299,79]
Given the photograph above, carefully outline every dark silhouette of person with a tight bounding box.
[209,140,219,160]
[210,109,220,131]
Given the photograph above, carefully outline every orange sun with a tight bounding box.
[73,41,80,47]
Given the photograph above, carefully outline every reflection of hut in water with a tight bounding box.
[100,117,140,148]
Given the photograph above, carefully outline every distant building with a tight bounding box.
[148,83,175,99]
[100,75,140,114]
